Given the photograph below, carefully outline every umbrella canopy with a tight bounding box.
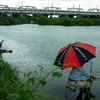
[53,42,96,70]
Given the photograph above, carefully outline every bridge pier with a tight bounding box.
[20,13,23,17]
[80,15,88,18]
[32,14,39,17]
[0,13,7,16]
[32,14,48,17]
[42,14,48,17]
[59,15,66,17]
[68,15,74,18]
[50,13,53,18]
[12,13,22,18]
[89,15,100,19]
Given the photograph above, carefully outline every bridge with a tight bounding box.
[0,5,100,18]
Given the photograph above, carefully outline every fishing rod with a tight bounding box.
[89,61,93,75]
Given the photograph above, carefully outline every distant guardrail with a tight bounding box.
[0,4,100,12]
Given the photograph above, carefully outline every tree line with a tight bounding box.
[0,15,100,26]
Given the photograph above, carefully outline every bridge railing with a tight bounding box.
[0,5,10,9]
[0,4,100,14]
[67,8,84,12]
[18,6,37,10]
[87,8,100,12]
[44,7,62,11]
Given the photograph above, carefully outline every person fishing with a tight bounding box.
[68,66,96,100]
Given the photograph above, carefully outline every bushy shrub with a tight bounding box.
[37,16,48,25]
[60,16,71,26]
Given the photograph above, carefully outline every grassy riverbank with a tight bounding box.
[0,60,62,100]
[0,15,100,26]
[0,60,22,100]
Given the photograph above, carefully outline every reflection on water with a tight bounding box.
[0,24,100,100]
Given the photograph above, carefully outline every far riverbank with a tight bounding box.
[0,15,100,26]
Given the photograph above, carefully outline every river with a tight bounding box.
[0,24,100,100]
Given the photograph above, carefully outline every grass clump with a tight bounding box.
[0,60,21,100]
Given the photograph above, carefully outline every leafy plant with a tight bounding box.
[0,60,63,100]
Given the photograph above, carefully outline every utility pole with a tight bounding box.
[21,1,23,6]
[73,4,75,11]
[18,1,20,7]
[79,4,80,11]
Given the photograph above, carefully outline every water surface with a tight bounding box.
[0,24,100,100]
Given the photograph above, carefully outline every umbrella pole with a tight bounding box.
[89,61,93,75]
[88,61,93,95]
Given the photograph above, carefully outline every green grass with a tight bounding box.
[0,60,22,100]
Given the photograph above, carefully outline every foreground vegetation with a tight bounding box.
[0,15,100,26]
[0,60,63,100]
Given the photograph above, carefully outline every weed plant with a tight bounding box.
[0,60,63,100]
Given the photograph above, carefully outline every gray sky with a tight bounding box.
[0,0,100,11]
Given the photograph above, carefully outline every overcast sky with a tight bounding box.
[0,0,100,11]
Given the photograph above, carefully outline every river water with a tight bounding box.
[0,24,100,100]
